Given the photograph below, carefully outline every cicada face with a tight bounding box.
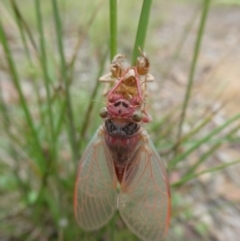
[107,98,136,121]
[74,51,171,241]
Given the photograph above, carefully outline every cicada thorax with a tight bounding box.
[103,118,142,183]
[110,68,149,109]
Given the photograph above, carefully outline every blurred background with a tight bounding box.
[0,0,240,240]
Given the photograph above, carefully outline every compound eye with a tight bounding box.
[132,111,142,122]
[99,107,108,118]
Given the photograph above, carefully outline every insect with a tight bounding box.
[74,51,171,241]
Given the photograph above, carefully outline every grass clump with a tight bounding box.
[0,0,239,240]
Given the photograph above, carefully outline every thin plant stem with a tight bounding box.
[68,0,105,70]
[78,50,108,151]
[110,214,116,241]
[172,158,240,187]
[9,0,38,54]
[0,82,23,147]
[0,17,45,170]
[51,0,79,161]
[184,123,240,177]
[170,112,240,168]
[132,0,153,64]
[109,0,117,60]
[11,0,46,127]
[168,103,224,153]
[10,0,32,63]
[176,0,211,149]
[35,0,56,160]
[162,6,200,80]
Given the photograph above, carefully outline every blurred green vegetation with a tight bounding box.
[0,0,240,240]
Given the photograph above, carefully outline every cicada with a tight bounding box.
[74,52,171,241]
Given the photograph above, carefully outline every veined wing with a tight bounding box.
[118,130,171,241]
[74,126,118,230]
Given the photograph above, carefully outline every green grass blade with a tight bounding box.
[109,0,117,60]
[172,159,240,187]
[176,0,211,145]
[51,0,79,161]
[168,105,223,153]
[35,0,56,158]
[10,0,32,63]
[9,0,46,131]
[0,83,22,146]
[184,123,240,177]
[0,18,45,170]
[68,0,104,71]
[78,51,108,151]
[162,6,200,79]
[9,0,38,53]
[132,0,153,64]
[170,112,240,168]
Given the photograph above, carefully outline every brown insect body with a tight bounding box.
[74,50,171,241]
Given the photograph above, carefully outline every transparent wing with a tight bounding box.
[74,127,118,230]
[118,130,171,241]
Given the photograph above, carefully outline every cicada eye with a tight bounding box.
[99,107,108,118]
[132,111,142,122]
